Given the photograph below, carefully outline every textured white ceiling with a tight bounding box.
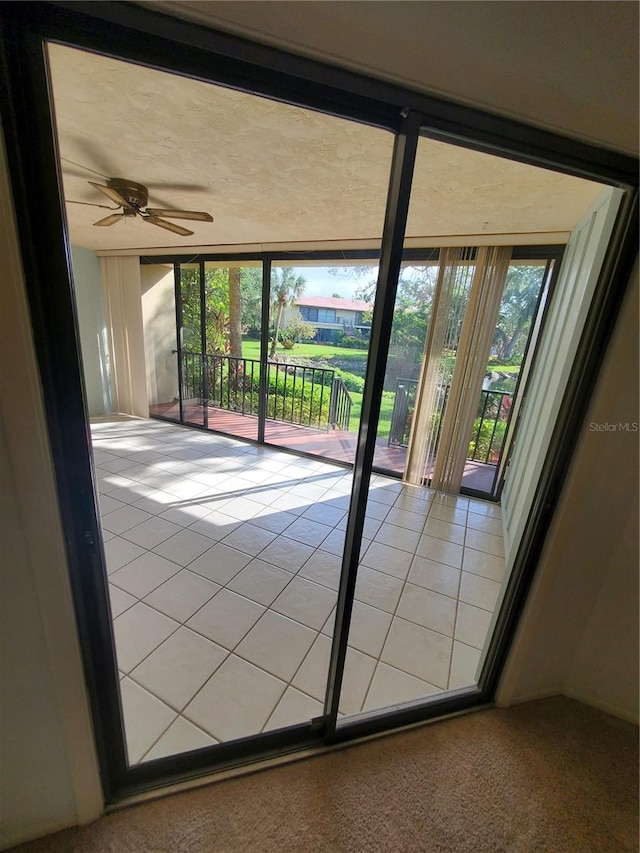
[48,44,602,253]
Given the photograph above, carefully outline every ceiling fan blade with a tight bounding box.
[146,209,213,222]
[93,213,125,226]
[143,215,193,237]
[88,181,133,208]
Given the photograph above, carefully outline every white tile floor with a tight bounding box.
[92,416,505,764]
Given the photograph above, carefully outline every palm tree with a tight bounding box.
[269,267,306,358]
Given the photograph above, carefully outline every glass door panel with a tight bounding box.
[337,136,488,720]
[142,263,180,422]
[335,138,572,720]
[373,258,438,474]
[77,57,392,761]
[461,260,549,497]
[202,262,262,442]
[265,260,378,465]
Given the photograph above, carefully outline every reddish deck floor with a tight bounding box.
[149,402,497,494]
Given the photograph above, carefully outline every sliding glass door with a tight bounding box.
[5,2,633,799]
[151,255,397,466]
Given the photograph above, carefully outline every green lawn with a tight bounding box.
[348,390,396,436]
[242,339,368,363]
[243,339,520,375]
[488,364,521,373]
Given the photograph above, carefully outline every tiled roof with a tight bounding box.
[295,296,372,311]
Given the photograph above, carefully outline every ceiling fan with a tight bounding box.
[69,178,213,236]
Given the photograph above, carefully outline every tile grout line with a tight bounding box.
[106,493,496,716]
[95,420,503,759]
[359,489,445,712]
[446,500,469,691]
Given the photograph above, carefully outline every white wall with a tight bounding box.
[0,416,78,846]
[70,245,113,416]
[141,264,180,408]
[497,265,639,722]
[0,132,103,849]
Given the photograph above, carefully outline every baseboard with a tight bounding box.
[0,817,77,852]
[497,686,639,725]
[563,688,639,725]
[494,686,561,709]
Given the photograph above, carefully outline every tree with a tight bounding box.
[178,267,202,351]
[228,268,243,360]
[280,310,317,346]
[240,266,263,338]
[492,265,544,363]
[180,265,265,355]
[269,267,306,358]
[203,267,230,354]
[345,264,438,360]
[226,267,244,390]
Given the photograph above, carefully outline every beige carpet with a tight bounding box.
[10,697,638,853]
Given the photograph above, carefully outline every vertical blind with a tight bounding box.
[404,246,511,492]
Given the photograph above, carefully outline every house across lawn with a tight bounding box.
[291,296,372,342]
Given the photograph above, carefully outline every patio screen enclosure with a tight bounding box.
[144,249,558,500]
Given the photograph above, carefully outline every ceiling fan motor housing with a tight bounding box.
[108,178,149,209]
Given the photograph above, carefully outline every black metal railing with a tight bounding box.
[328,376,353,431]
[266,361,334,429]
[181,350,206,404]
[181,351,350,431]
[467,389,513,464]
[388,378,513,464]
[388,378,419,446]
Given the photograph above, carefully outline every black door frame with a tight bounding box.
[0,1,636,802]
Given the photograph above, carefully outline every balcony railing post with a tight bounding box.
[389,379,409,446]
[329,377,338,429]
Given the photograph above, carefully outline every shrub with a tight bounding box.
[467,420,506,462]
[336,336,369,350]
[334,369,365,394]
